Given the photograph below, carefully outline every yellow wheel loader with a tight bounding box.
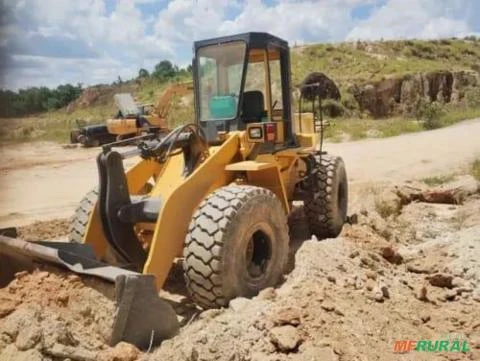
[0,32,348,349]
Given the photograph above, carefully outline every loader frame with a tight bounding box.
[82,32,322,289]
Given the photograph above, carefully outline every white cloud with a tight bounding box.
[154,0,232,43]
[1,0,479,90]
[218,0,358,44]
[346,0,474,40]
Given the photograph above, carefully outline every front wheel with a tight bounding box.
[183,185,289,309]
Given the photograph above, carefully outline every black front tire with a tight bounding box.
[183,185,289,309]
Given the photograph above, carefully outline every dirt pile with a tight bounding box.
[2,178,479,360]
[17,218,70,241]
[0,268,141,361]
[65,83,137,114]
[150,180,480,361]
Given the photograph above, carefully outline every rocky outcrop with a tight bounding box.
[351,70,479,118]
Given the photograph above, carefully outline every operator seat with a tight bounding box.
[242,90,266,123]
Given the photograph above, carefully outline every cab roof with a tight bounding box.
[193,32,289,51]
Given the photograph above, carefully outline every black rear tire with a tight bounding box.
[69,188,121,264]
[183,185,289,309]
[69,188,98,243]
[304,155,348,239]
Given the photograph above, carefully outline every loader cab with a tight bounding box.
[193,32,295,148]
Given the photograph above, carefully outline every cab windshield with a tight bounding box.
[197,41,246,121]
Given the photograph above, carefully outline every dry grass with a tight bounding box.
[422,175,456,186]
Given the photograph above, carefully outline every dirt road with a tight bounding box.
[1,118,479,228]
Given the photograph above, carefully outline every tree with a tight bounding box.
[153,60,175,80]
[0,83,83,117]
[138,68,149,78]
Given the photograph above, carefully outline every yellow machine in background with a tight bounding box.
[106,82,192,140]
[70,83,192,146]
[1,32,348,349]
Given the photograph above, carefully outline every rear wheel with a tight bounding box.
[183,185,289,309]
[69,188,98,244]
[303,154,348,239]
[68,188,121,264]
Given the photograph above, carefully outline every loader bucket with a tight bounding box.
[0,235,179,350]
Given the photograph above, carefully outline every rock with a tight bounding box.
[293,346,339,361]
[381,246,403,264]
[421,314,431,323]
[271,307,301,326]
[44,343,97,361]
[321,302,335,312]
[56,291,70,305]
[0,344,44,361]
[456,286,473,295]
[380,285,390,299]
[427,273,454,288]
[365,279,375,291]
[257,287,277,301]
[179,344,199,361]
[444,290,458,301]
[1,308,40,340]
[347,214,358,225]
[372,287,384,302]
[270,325,301,352]
[349,250,360,258]
[229,297,250,312]
[0,300,16,318]
[97,342,141,361]
[365,270,377,280]
[451,277,465,288]
[327,275,336,283]
[407,262,433,274]
[15,326,42,351]
[61,144,79,149]
[198,309,223,320]
[334,308,345,317]
[416,286,429,302]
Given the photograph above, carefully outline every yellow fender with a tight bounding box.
[144,134,240,288]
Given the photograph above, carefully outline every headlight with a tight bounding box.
[248,127,263,139]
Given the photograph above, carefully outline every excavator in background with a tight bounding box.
[1,33,348,350]
[70,82,193,147]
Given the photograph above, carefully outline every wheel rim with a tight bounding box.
[245,228,272,279]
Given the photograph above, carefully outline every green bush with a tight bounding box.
[415,100,445,129]
[322,99,346,117]
[464,87,480,108]
[341,92,359,111]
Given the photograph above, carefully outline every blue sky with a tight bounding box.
[0,0,479,90]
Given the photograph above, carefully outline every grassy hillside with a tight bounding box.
[1,37,479,144]
[291,38,480,89]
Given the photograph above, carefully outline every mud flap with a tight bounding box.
[0,236,179,349]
